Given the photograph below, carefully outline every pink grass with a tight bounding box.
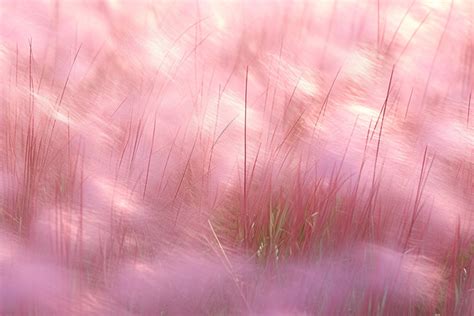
[0,0,473,314]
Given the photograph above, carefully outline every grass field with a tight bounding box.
[0,0,473,314]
